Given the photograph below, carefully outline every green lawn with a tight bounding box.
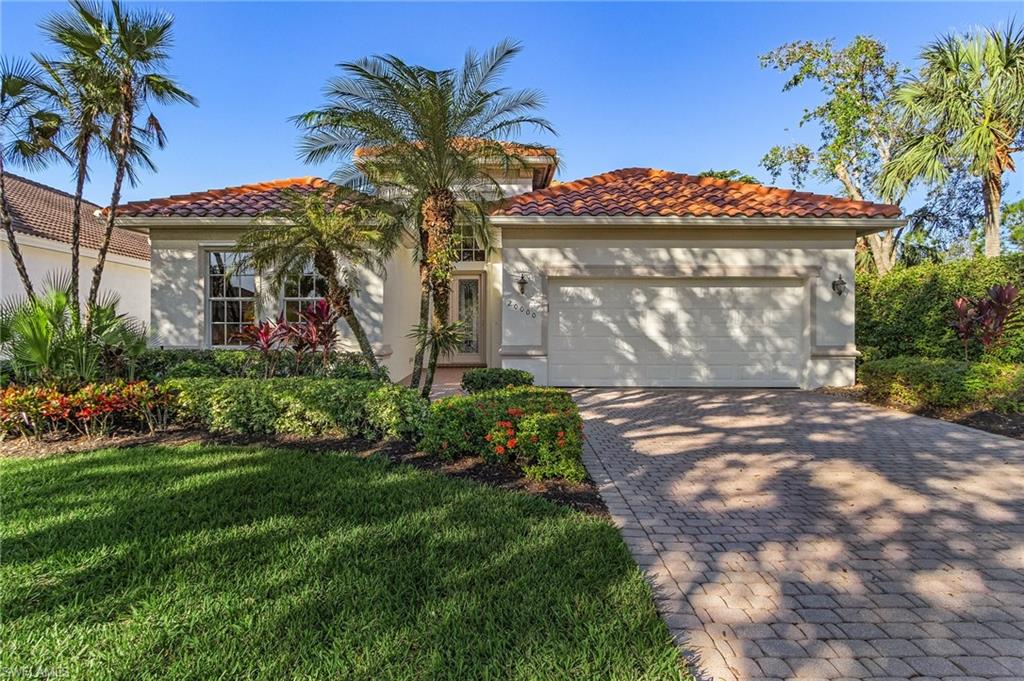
[1,445,686,680]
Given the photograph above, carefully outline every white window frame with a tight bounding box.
[279,267,329,322]
[204,249,258,348]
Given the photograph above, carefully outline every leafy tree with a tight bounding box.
[760,36,908,275]
[697,169,759,184]
[235,189,400,380]
[883,24,1024,258]
[900,168,985,263]
[1005,197,1024,250]
[79,1,196,318]
[0,58,65,299]
[295,40,554,397]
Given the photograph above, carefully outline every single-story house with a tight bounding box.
[111,151,902,388]
[1,173,151,323]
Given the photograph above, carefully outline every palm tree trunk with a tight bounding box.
[982,170,1003,258]
[313,248,384,379]
[420,189,457,398]
[408,259,430,389]
[69,138,90,327]
[87,114,131,321]
[0,165,35,299]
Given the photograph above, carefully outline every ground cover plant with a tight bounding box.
[1,444,686,680]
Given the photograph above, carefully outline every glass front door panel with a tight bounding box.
[457,278,480,353]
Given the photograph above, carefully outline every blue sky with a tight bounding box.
[2,1,1019,209]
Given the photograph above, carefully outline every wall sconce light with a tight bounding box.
[514,271,530,295]
[831,274,849,296]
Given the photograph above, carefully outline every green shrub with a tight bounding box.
[421,386,584,481]
[138,349,377,381]
[859,356,1024,411]
[166,378,424,440]
[857,255,1024,362]
[460,368,535,393]
[364,384,429,441]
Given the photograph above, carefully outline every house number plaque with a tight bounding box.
[505,298,539,319]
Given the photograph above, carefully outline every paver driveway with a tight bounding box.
[577,389,1024,681]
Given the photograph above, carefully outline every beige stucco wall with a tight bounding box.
[497,226,859,389]
[2,234,150,324]
[148,229,385,356]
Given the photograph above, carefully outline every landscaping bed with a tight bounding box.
[2,444,684,679]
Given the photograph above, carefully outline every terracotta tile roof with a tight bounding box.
[3,173,150,261]
[354,138,557,159]
[496,167,901,219]
[112,177,332,218]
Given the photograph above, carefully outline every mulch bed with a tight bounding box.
[823,385,1024,441]
[0,428,608,518]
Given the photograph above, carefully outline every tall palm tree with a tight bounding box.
[36,0,118,323]
[0,58,66,299]
[83,0,196,317]
[882,24,1024,257]
[295,40,554,397]
[235,188,400,379]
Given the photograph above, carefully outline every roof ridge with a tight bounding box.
[3,172,103,210]
[117,176,331,210]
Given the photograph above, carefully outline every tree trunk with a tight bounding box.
[313,248,384,379]
[0,163,35,299]
[982,170,1003,258]
[420,189,457,399]
[87,112,131,322]
[408,223,430,390]
[69,139,90,327]
[865,230,897,276]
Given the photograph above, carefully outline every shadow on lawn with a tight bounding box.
[2,445,685,679]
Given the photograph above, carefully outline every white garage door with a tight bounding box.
[548,279,806,387]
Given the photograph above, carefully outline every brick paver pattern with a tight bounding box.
[577,389,1024,681]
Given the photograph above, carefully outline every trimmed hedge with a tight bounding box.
[167,378,427,441]
[420,386,585,481]
[859,356,1024,411]
[136,349,377,381]
[460,368,535,394]
[857,255,1024,362]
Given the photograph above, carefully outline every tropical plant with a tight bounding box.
[0,275,146,387]
[0,57,66,298]
[35,1,121,322]
[294,40,555,397]
[760,36,909,274]
[882,24,1024,257]
[235,189,399,379]
[950,284,1020,359]
[77,0,195,317]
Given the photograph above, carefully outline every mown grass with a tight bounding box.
[1,445,686,680]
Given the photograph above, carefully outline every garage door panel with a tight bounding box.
[548,279,806,388]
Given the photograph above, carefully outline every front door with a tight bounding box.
[444,273,485,365]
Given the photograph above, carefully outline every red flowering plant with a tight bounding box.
[0,386,68,440]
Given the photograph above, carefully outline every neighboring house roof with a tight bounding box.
[112,177,331,218]
[497,167,901,219]
[3,173,150,261]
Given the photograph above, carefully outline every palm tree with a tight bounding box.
[36,0,118,323]
[234,188,400,379]
[295,40,554,397]
[82,0,196,317]
[882,24,1024,257]
[0,58,66,298]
